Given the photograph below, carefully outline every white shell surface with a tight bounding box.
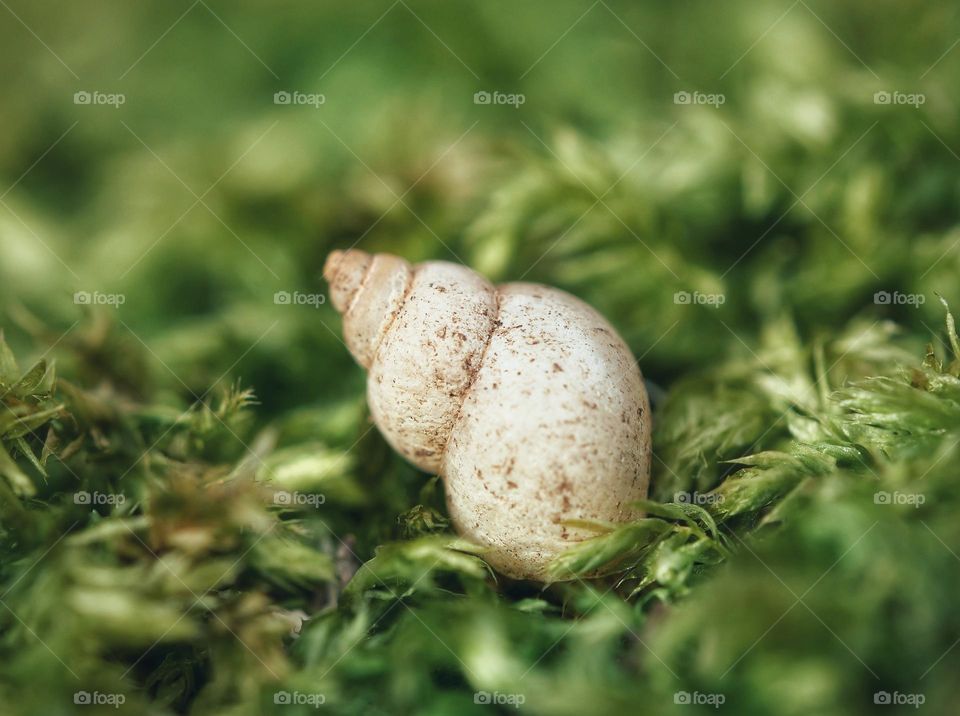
[325,251,652,581]
[367,261,498,473]
[342,254,411,368]
[441,283,651,580]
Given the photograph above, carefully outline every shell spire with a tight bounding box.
[323,249,372,314]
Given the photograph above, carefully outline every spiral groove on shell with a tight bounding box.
[324,249,651,581]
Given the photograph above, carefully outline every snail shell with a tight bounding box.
[324,250,651,581]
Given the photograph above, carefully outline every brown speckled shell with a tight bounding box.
[324,250,651,581]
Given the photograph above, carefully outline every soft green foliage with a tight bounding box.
[1,1,960,714]
[1,296,957,716]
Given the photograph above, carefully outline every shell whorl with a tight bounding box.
[326,250,498,472]
[323,249,371,314]
[324,250,413,369]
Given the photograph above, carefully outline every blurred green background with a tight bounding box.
[1,1,959,714]
[3,0,958,394]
